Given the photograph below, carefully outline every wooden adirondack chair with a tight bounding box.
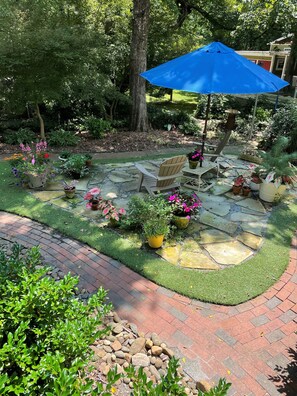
[135,155,187,195]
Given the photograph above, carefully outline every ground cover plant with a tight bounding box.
[1,159,296,305]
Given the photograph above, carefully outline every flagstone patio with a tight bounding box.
[29,156,288,271]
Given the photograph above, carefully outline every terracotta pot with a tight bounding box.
[64,187,76,199]
[172,215,190,229]
[242,186,251,197]
[232,185,242,195]
[91,200,99,210]
[147,235,164,249]
[188,160,198,169]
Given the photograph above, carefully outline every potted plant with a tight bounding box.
[143,218,170,248]
[256,137,297,202]
[242,181,251,197]
[98,199,126,226]
[84,187,101,210]
[16,141,52,189]
[61,154,89,179]
[59,151,71,162]
[62,180,78,199]
[167,190,202,229]
[187,149,204,169]
[84,154,93,167]
[232,175,244,195]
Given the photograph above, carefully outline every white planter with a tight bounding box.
[259,182,286,203]
[27,173,46,189]
[250,181,261,191]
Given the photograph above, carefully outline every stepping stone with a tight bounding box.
[32,191,64,201]
[237,232,263,250]
[203,241,253,265]
[199,211,237,235]
[225,192,245,201]
[236,198,266,214]
[75,179,89,191]
[185,221,208,235]
[183,238,201,251]
[45,181,64,191]
[230,212,262,222]
[109,171,134,183]
[179,251,220,270]
[121,182,139,193]
[211,179,233,195]
[156,245,181,265]
[200,229,233,244]
[50,198,70,209]
[197,192,227,203]
[202,201,231,217]
[100,183,119,199]
[241,221,266,236]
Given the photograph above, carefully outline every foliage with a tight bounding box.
[143,218,170,238]
[98,200,126,222]
[59,151,72,160]
[198,378,231,396]
[167,190,202,218]
[259,104,297,152]
[256,137,297,181]
[61,154,89,178]
[194,95,229,119]
[187,149,204,162]
[123,195,172,231]
[148,105,191,129]
[0,244,113,395]
[3,128,36,145]
[48,129,80,147]
[179,119,201,136]
[125,357,187,395]
[255,107,272,123]
[84,187,101,208]
[85,117,113,139]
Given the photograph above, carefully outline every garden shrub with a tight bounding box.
[48,129,80,146]
[148,105,191,129]
[194,95,229,119]
[179,119,201,135]
[3,128,36,145]
[61,154,89,178]
[85,117,112,138]
[259,104,297,152]
[0,244,113,395]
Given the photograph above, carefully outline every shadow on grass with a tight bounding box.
[268,343,297,396]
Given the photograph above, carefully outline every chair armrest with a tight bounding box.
[135,163,157,179]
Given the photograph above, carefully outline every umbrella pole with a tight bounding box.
[200,94,211,167]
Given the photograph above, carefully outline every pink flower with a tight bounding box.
[102,207,110,215]
[86,202,92,209]
[84,192,92,201]
[31,156,35,165]
[168,195,176,201]
[118,208,126,215]
[89,187,100,195]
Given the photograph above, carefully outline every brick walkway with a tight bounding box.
[0,211,296,396]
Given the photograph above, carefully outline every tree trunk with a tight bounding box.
[35,103,45,140]
[130,0,150,132]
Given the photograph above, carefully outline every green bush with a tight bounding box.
[148,105,191,129]
[0,244,113,395]
[255,107,272,123]
[48,129,80,147]
[3,128,36,145]
[259,104,297,152]
[61,154,89,178]
[85,117,112,138]
[123,195,172,231]
[179,119,201,135]
[194,95,229,119]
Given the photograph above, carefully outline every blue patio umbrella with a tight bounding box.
[141,42,289,164]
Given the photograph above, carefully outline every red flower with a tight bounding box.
[44,153,50,159]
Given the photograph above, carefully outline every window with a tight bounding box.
[275,58,285,71]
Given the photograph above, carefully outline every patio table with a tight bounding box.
[182,161,219,192]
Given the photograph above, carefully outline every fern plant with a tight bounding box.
[257,137,297,182]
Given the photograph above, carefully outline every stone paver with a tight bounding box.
[1,211,296,395]
[199,211,238,235]
[203,241,253,265]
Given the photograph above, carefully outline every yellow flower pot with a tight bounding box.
[172,215,190,229]
[147,235,164,249]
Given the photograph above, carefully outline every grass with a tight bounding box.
[1,160,296,305]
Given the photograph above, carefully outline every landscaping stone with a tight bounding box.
[132,353,150,367]
[237,232,263,250]
[241,221,266,236]
[156,245,181,265]
[130,337,146,355]
[75,179,89,191]
[199,211,237,235]
[202,201,231,217]
[230,212,263,222]
[197,192,226,203]
[185,222,208,235]
[179,251,220,270]
[45,181,64,191]
[225,192,245,201]
[211,180,233,195]
[199,229,233,244]
[236,198,266,214]
[109,171,135,183]
[203,241,253,265]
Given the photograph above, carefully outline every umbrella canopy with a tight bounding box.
[141,41,289,94]
[141,41,289,166]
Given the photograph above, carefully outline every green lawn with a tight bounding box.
[1,160,296,305]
